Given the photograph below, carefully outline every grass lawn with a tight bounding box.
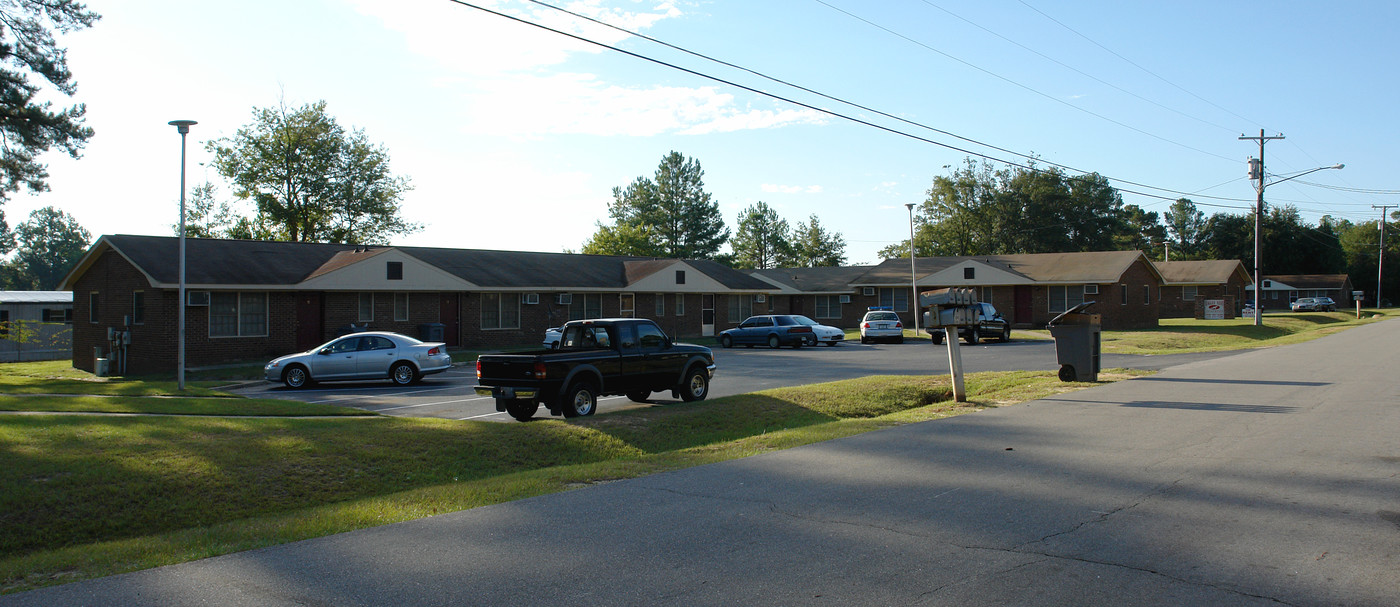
[1017,309,1394,355]
[0,364,1135,594]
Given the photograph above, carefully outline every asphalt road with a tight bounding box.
[233,337,1234,421]
[6,321,1398,605]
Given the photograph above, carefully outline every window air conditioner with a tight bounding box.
[186,291,210,306]
[839,295,852,304]
[523,293,540,305]
[862,287,875,296]
[754,294,766,303]
[555,293,573,305]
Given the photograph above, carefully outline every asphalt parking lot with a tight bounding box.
[232,337,1235,421]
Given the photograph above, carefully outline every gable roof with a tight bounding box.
[61,235,774,292]
[1155,260,1251,285]
[854,251,1161,286]
[1261,274,1352,290]
[749,266,878,294]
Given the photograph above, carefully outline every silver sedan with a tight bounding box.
[264,331,453,388]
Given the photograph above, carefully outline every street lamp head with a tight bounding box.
[904,203,915,210]
[168,119,197,134]
[1331,163,1344,170]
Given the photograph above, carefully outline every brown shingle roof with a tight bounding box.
[1155,260,1250,285]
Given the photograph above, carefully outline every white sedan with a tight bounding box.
[543,327,563,349]
[791,315,845,346]
[264,331,452,388]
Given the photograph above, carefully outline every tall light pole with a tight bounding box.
[1376,205,1395,307]
[170,120,197,390]
[905,203,919,334]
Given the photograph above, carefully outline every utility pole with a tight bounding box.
[1376,204,1396,308]
[1240,130,1284,326]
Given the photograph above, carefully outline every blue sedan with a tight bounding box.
[718,315,813,349]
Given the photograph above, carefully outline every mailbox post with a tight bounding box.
[920,288,978,402]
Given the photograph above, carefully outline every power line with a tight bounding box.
[811,0,1239,163]
[488,0,1255,209]
[1017,0,1260,128]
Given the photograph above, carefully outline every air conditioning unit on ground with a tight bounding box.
[523,293,540,305]
[186,291,210,306]
[555,293,572,305]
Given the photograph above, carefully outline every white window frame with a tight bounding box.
[727,295,753,322]
[675,294,685,316]
[358,292,374,322]
[1049,285,1086,313]
[620,293,635,318]
[481,292,521,330]
[1182,285,1198,301]
[655,293,665,317]
[209,292,269,338]
[877,287,909,312]
[815,295,842,319]
[393,292,409,321]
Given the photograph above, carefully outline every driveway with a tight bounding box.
[9,321,1396,605]
[234,338,1235,421]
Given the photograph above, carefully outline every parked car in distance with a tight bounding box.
[790,315,844,346]
[543,327,562,349]
[860,308,904,344]
[928,302,1011,344]
[718,315,813,348]
[1290,297,1336,312]
[264,331,452,388]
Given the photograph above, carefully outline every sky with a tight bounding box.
[9,0,1398,266]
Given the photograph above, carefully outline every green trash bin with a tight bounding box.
[1047,301,1100,382]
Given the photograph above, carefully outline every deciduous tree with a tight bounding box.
[207,100,417,244]
[3,205,89,289]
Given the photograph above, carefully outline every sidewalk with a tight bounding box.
[5,319,1398,606]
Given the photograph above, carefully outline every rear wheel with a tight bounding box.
[283,365,310,389]
[626,390,651,403]
[964,329,980,344]
[768,335,781,349]
[504,399,538,422]
[680,367,710,402]
[719,334,733,348]
[560,382,598,417]
[391,362,418,386]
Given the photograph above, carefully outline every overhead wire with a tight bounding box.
[496,0,1253,209]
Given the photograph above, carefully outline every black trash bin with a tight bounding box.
[1046,301,1101,382]
[418,323,446,342]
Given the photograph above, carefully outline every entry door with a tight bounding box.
[439,293,460,346]
[296,293,323,351]
[701,294,715,336]
[1014,286,1032,326]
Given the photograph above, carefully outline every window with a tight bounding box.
[979,287,994,305]
[358,293,374,322]
[1182,285,1198,301]
[569,294,603,320]
[481,293,521,329]
[1143,285,1151,305]
[675,294,685,316]
[655,293,665,316]
[387,261,403,280]
[964,267,975,280]
[43,308,72,323]
[393,293,409,321]
[1120,284,1127,305]
[675,270,686,284]
[210,292,268,337]
[815,295,842,319]
[1048,285,1086,313]
[637,323,667,349]
[619,293,635,318]
[132,291,145,325]
[727,294,753,322]
[877,288,909,312]
[1084,284,1099,295]
[89,292,99,323]
[0,310,8,338]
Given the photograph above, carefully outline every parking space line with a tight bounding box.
[368,396,494,412]
[458,411,506,420]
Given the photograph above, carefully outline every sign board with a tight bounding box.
[1353,290,1365,301]
[1203,299,1225,320]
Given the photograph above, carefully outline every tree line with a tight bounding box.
[882,158,1398,304]
[580,151,847,268]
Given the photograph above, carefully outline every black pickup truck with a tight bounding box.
[474,318,716,421]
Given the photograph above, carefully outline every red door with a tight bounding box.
[440,293,460,346]
[1014,286,1032,326]
[296,293,323,351]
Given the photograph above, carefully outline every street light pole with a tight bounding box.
[905,203,919,334]
[170,120,197,390]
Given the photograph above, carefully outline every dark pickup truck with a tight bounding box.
[474,318,716,421]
